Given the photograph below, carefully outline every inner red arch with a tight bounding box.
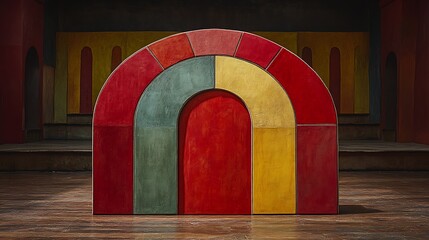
[178,90,252,214]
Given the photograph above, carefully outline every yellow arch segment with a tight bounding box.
[215,56,296,214]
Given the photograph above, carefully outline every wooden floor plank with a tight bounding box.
[0,171,428,239]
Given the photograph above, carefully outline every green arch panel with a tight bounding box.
[134,56,215,214]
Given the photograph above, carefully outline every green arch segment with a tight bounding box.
[134,56,215,214]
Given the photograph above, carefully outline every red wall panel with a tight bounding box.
[93,126,133,214]
[297,125,338,214]
[178,90,251,214]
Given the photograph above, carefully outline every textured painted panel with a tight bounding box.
[93,48,162,126]
[134,127,177,214]
[178,90,251,214]
[354,46,370,113]
[268,49,337,124]
[215,56,296,214]
[235,33,281,68]
[329,47,341,111]
[253,128,296,214]
[54,33,68,123]
[297,125,338,214]
[215,56,295,128]
[148,33,194,69]
[80,47,92,114]
[134,57,215,214]
[93,125,133,214]
[187,29,241,56]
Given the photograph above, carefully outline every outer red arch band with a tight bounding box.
[93,29,338,215]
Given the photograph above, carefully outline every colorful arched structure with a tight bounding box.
[93,29,338,215]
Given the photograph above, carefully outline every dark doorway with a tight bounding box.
[24,47,41,141]
[383,52,397,141]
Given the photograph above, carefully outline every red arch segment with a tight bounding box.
[268,49,337,124]
[187,29,241,56]
[235,33,281,68]
[148,33,194,69]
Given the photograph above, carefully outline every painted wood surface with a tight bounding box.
[268,49,337,124]
[93,49,162,214]
[215,56,296,214]
[134,57,215,214]
[148,33,194,69]
[187,29,241,56]
[178,90,251,214]
[297,125,338,214]
[235,33,281,68]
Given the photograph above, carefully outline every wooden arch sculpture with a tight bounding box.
[93,29,338,215]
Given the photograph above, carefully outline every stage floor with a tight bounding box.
[0,172,428,239]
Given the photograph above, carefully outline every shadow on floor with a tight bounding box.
[340,205,382,214]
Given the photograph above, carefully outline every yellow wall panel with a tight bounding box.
[253,128,296,214]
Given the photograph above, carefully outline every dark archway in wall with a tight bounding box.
[383,52,397,141]
[24,47,41,142]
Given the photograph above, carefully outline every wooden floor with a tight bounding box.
[0,172,428,239]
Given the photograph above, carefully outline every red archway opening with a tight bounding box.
[178,90,251,214]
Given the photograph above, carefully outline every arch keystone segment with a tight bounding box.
[187,29,242,56]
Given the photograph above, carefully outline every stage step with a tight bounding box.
[1,140,429,171]
[44,123,91,140]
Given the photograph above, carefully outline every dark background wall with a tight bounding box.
[54,0,372,32]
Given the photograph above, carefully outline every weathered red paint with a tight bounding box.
[268,49,337,124]
[93,48,162,214]
[93,126,133,214]
[80,47,93,114]
[178,90,251,214]
[235,33,281,68]
[148,33,194,69]
[94,48,162,126]
[187,29,241,56]
[297,125,338,214]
